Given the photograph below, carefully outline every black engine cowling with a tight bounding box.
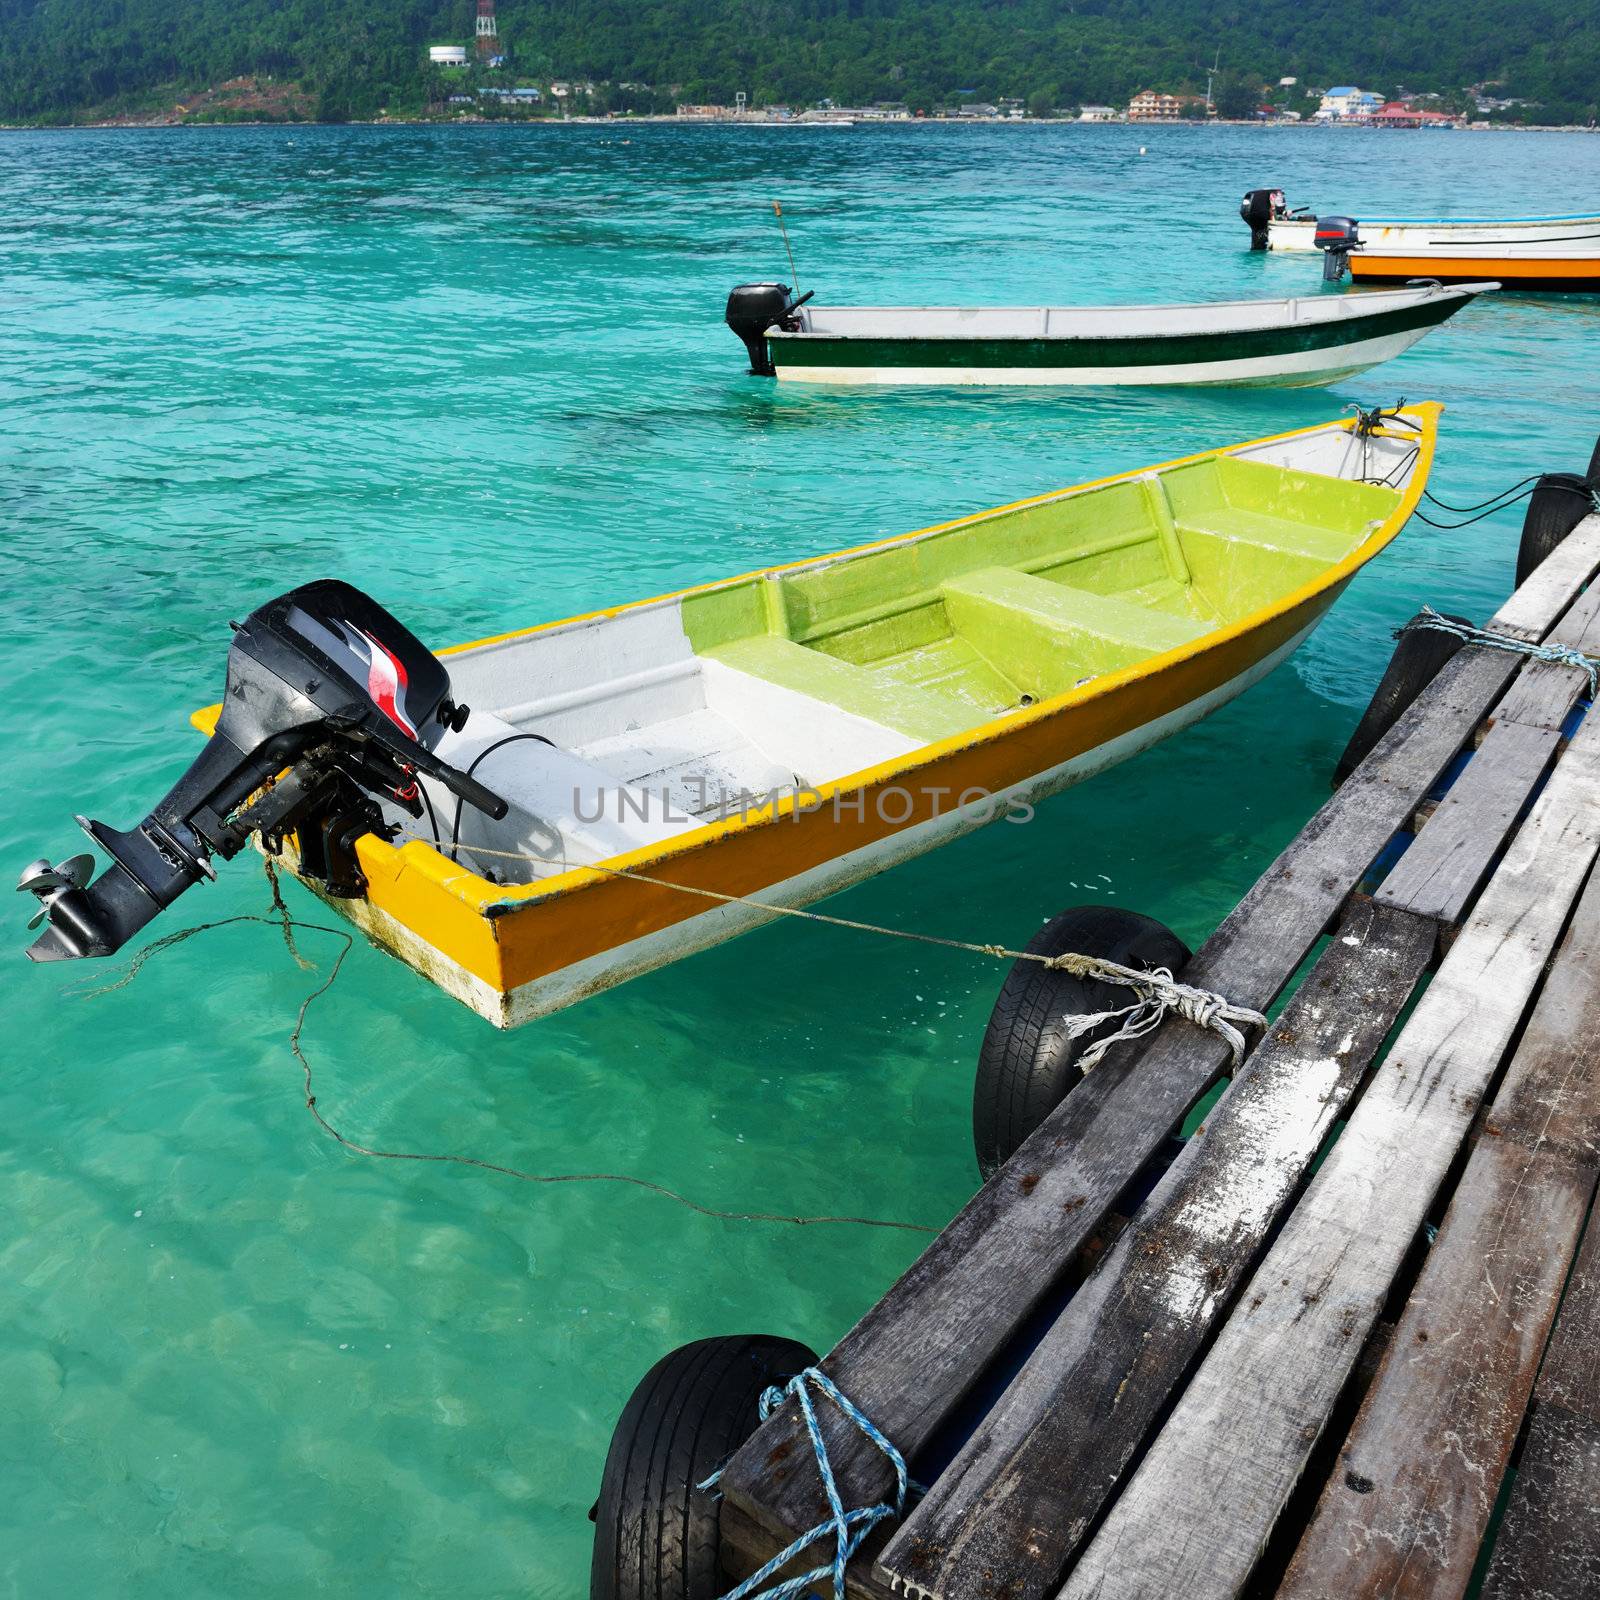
[1313,215,1362,280]
[19,580,507,962]
[725,282,794,376]
[1239,188,1287,250]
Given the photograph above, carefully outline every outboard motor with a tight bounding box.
[18,580,508,962]
[1239,188,1287,250]
[1314,216,1362,281]
[725,282,813,376]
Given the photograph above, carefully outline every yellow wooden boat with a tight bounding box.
[21,407,1437,1026]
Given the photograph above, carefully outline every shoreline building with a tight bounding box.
[1128,90,1205,120]
[1315,86,1383,121]
[1372,101,1464,129]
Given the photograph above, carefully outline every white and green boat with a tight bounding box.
[723,280,1494,388]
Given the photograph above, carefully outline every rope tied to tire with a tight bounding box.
[1401,604,1599,698]
[463,844,1268,1073]
[1034,953,1264,1071]
[699,1367,912,1600]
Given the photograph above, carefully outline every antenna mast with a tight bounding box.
[475,0,499,61]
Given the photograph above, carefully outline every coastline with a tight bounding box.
[6,115,1598,132]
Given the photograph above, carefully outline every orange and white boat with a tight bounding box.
[1246,197,1600,291]
[1349,252,1600,292]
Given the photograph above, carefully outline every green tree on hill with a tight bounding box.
[1212,71,1260,120]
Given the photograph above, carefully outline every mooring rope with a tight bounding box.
[463,845,1266,1072]
[700,1367,912,1600]
[1402,603,1600,698]
[74,830,1267,1235]
[71,863,936,1235]
[1415,481,1599,532]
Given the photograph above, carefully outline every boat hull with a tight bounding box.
[249,407,1438,1028]
[314,608,1326,1026]
[767,294,1465,388]
[1268,214,1600,255]
[1350,255,1600,292]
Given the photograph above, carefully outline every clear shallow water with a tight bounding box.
[0,121,1596,1596]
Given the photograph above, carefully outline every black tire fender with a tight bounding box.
[590,1334,818,1600]
[973,905,1190,1180]
[1333,610,1474,787]
[1516,472,1594,588]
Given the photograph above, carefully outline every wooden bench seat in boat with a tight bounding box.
[1163,455,1392,559]
[704,634,978,743]
[1178,504,1362,562]
[940,568,1212,696]
[436,598,924,852]
[708,573,1212,735]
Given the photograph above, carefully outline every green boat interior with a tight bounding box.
[681,452,1403,739]
[416,420,1416,884]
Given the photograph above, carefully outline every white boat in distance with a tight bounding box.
[1247,198,1600,258]
[723,280,1495,387]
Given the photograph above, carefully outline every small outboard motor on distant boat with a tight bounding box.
[725,282,815,376]
[17,580,508,962]
[1314,216,1362,281]
[1239,188,1288,250]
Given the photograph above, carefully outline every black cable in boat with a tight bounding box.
[417,781,441,847]
[448,732,554,861]
[1363,444,1420,488]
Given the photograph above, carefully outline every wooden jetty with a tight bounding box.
[710,508,1600,1600]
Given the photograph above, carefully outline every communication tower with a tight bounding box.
[475,0,499,61]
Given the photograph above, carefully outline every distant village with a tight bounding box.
[1118,84,1523,128]
[424,4,1547,130]
[427,69,1539,130]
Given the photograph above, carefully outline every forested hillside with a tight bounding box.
[2,0,1596,124]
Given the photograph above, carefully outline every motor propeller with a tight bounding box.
[18,854,96,930]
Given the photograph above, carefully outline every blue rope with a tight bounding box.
[700,1367,912,1600]
[1403,604,1600,699]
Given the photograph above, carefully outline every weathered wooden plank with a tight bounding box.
[1374,573,1600,925]
[716,645,1522,1552]
[719,1499,890,1600]
[1279,863,1600,1599]
[1490,514,1600,639]
[718,530,1600,1566]
[874,900,1437,1600]
[1481,1210,1600,1600]
[1494,568,1600,727]
[1056,707,1600,1600]
[1374,719,1561,923]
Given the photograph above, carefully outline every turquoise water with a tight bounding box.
[1,122,1596,1596]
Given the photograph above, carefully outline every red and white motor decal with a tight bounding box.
[347,623,418,737]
